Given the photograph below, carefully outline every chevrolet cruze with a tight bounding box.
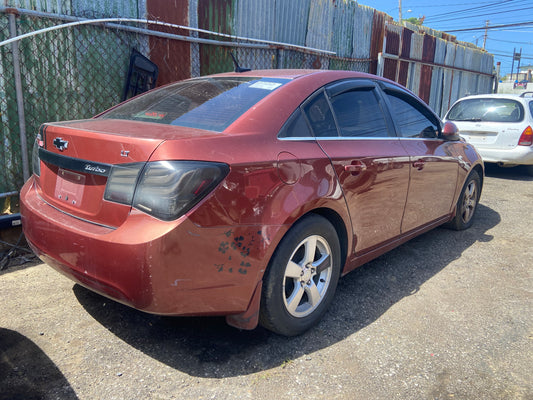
[21,70,483,336]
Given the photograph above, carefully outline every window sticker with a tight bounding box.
[135,111,167,120]
[249,81,283,90]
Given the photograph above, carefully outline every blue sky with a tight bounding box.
[360,0,533,76]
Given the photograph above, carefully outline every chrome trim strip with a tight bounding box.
[277,136,316,141]
[278,136,444,141]
[37,192,117,231]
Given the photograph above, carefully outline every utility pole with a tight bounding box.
[517,48,522,79]
[399,0,402,22]
[482,20,489,49]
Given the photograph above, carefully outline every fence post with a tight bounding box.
[376,52,384,77]
[7,10,30,183]
[189,0,200,78]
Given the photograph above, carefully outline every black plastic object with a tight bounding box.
[0,213,21,229]
[122,49,159,101]
[230,52,251,73]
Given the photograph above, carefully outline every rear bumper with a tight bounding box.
[476,145,533,165]
[21,177,279,316]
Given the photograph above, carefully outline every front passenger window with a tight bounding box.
[386,94,439,138]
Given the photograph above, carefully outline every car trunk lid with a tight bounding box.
[36,119,218,228]
[457,121,524,149]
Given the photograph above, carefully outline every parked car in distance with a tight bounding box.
[513,79,528,89]
[21,69,484,336]
[444,92,533,175]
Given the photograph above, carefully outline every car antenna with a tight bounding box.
[230,52,251,73]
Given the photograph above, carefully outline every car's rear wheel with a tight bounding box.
[259,215,341,336]
[446,170,481,230]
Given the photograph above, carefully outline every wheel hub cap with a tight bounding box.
[300,264,314,285]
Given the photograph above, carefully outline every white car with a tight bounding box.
[444,93,533,175]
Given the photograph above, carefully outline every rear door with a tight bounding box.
[379,83,459,232]
[305,80,411,254]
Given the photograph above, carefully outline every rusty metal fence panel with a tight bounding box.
[331,0,355,58]
[8,0,143,18]
[379,22,495,117]
[351,4,373,64]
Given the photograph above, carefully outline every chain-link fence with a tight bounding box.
[0,10,372,204]
[1,15,20,205]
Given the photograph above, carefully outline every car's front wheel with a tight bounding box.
[259,215,341,336]
[446,169,481,230]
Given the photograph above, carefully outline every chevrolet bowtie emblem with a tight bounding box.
[53,137,68,151]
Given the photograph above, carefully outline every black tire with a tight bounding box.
[259,214,341,336]
[446,169,481,230]
[524,165,533,177]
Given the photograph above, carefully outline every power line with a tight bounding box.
[446,21,533,32]
[406,1,505,7]
[489,37,533,45]
[426,6,533,24]
[424,0,515,20]
[490,52,533,61]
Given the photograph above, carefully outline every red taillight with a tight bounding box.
[518,126,533,146]
[104,161,229,221]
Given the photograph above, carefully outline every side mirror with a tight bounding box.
[442,121,461,141]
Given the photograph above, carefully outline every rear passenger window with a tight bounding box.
[278,109,313,138]
[302,92,338,137]
[330,89,390,138]
[385,94,439,138]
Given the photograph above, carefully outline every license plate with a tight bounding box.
[54,168,86,207]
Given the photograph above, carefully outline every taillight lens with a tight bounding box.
[104,161,229,221]
[32,138,41,177]
[104,163,145,204]
[518,126,533,146]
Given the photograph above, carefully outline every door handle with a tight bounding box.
[344,161,367,174]
[413,159,425,170]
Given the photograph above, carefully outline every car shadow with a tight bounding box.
[484,163,533,181]
[0,328,78,400]
[73,203,499,378]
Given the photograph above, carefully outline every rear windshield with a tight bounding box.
[100,77,289,132]
[447,98,524,123]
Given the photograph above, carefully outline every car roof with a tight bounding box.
[209,68,384,81]
[202,68,411,99]
[456,93,533,101]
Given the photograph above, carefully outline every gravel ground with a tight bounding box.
[1,164,532,400]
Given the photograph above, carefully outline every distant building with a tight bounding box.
[519,65,533,82]
[502,65,533,82]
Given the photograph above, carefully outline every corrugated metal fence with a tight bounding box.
[0,0,494,206]
[378,21,494,116]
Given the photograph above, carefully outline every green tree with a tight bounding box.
[404,16,425,26]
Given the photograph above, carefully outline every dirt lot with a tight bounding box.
[1,165,532,400]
